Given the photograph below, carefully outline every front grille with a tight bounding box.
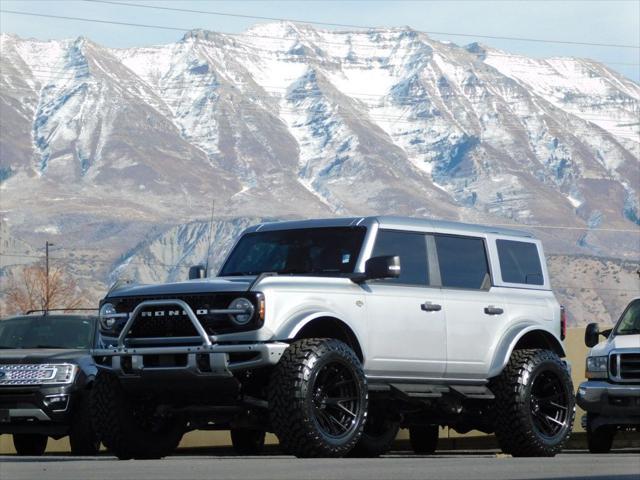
[112,292,261,338]
[609,351,640,383]
[620,353,640,381]
[0,364,56,386]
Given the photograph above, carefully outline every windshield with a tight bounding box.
[0,316,96,349]
[220,227,367,276]
[614,300,640,336]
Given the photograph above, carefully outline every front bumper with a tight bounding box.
[94,298,288,385]
[577,380,640,429]
[0,385,75,435]
[93,342,288,387]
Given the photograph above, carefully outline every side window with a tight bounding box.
[371,230,429,285]
[496,240,544,285]
[435,235,490,289]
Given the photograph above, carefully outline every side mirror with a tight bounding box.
[585,323,603,348]
[364,255,401,281]
[188,265,206,280]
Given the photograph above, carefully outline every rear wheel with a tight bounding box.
[492,349,574,457]
[268,338,368,458]
[12,434,48,456]
[349,406,399,457]
[587,415,615,453]
[91,372,184,460]
[231,429,266,455]
[409,425,439,454]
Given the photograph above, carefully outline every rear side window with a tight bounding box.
[435,235,490,289]
[371,230,429,285]
[496,240,543,285]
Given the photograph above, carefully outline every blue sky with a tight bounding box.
[1,0,639,81]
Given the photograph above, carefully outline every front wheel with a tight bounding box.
[587,415,615,453]
[13,434,48,456]
[69,394,100,455]
[268,338,368,458]
[492,349,575,457]
[91,372,184,460]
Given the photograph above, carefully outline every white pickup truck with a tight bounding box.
[578,298,640,453]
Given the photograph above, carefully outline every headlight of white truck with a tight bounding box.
[585,356,608,379]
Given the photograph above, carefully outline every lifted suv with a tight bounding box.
[92,216,574,459]
[578,298,640,453]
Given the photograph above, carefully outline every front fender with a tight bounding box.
[275,310,348,339]
[488,324,566,378]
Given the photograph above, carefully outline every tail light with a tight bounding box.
[560,306,567,341]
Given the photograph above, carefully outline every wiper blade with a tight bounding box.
[28,345,65,349]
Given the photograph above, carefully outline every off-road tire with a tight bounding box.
[231,429,266,455]
[349,409,399,457]
[91,372,184,460]
[409,425,439,454]
[69,394,100,455]
[587,414,615,454]
[492,349,574,457]
[268,338,368,458]
[12,434,48,456]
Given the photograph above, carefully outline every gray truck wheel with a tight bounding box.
[69,394,100,455]
[91,372,184,460]
[268,338,368,458]
[492,349,574,457]
[12,434,48,456]
[231,429,266,455]
[409,425,439,454]
[587,415,615,453]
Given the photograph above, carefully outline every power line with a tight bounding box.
[83,0,640,50]
[2,7,639,51]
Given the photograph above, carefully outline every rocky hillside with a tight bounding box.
[0,23,638,318]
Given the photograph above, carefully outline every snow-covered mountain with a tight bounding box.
[0,23,638,319]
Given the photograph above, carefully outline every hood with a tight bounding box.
[608,334,640,350]
[106,276,256,299]
[0,348,90,364]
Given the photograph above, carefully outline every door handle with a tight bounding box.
[484,306,504,315]
[421,302,442,312]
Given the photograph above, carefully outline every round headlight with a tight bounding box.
[99,303,118,330]
[228,297,254,326]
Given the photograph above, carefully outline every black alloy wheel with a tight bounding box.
[492,348,575,457]
[268,338,368,458]
[529,370,571,440]
[311,360,362,439]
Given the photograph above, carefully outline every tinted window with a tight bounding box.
[435,235,490,289]
[220,227,366,276]
[497,240,543,285]
[0,316,96,349]
[371,230,428,285]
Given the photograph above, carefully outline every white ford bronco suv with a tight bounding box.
[578,298,640,453]
[91,216,574,459]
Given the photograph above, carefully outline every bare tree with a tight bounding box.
[4,263,83,315]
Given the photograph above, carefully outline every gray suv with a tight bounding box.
[92,216,574,459]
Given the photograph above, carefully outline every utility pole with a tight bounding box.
[45,241,54,314]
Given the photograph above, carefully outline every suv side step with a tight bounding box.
[370,383,495,400]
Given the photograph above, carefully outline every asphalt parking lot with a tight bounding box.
[1,450,638,480]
